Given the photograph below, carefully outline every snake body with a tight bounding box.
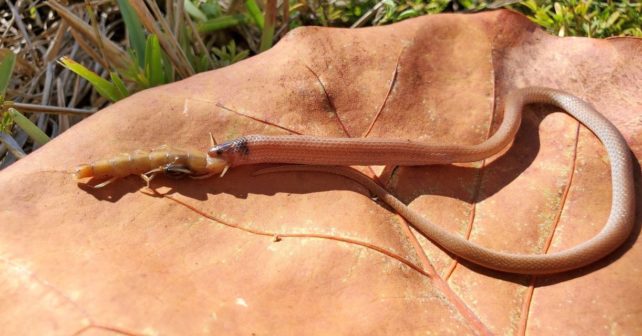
[210,87,635,274]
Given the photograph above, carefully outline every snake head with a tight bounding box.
[207,142,234,167]
[207,137,249,166]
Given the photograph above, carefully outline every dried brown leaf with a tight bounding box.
[0,10,641,335]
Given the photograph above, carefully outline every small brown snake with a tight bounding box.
[209,87,635,274]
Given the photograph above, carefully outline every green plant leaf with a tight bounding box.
[0,108,13,132]
[259,23,275,52]
[259,0,276,52]
[211,40,249,68]
[116,0,147,68]
[185,0,208,22]
[161,50,175,83]
[123,49,149,87]
[200,1,221,17]
[0,49,16,100]
[110,72,129,98]
[6,108,49,145]
[605,11,620,28]
[245,0,264,29]
[197,14,250,33]
[145,34,164,87]
[397,9,419,20]
[59,56,123,102]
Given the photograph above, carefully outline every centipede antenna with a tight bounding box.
[209,132,217,146]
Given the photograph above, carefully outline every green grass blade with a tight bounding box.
[1,110,12,132]
[116,0,147,68]
[0,49,16,99]
[245,0,264,29]
[184,0,207,22]
[161,50,175,83]
[259,0,277,52]
[200,1,221,17]
[197,14,250,33]
[6,108,50,145]
[259,26,274,52]
[144,34,164,87]
[123,49,150,87]
[110,72,129,98]
[59,56,122,102]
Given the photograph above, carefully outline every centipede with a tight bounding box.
[74,137,228,188]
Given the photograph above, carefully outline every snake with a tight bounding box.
[208,87,635,274]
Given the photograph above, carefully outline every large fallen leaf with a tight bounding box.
[1,9,641,335]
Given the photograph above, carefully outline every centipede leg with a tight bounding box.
[219,165,229,178]
[140,174,154,189]
[209,132,217,146]
[141,167,163,189]
[93,176,118,189]
[190,172,217,180]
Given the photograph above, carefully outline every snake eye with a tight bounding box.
[208,142,234,157]
[207,146,222,157]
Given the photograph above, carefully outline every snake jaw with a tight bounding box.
[205,155,229,175]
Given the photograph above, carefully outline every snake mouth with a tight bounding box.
[206,155,228,173]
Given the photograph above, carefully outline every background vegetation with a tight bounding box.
[0,0,640,168]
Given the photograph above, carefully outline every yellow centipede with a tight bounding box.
[74,145,227,188]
